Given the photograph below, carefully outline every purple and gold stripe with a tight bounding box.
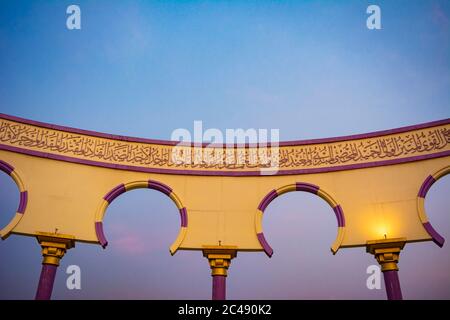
[148,179,172,196]
[257,190,278,212]
[417,166,449,247]
[95,221,108,248]
[0,159,14,175]
[103,184,126,203]
[418,175,436,198]
[333,205,345,228]
[95,179,188,255]
[179,207,188,227]
[295,182,320,194]
[256,233,273,257]
[422,222,445,247]
[256,182,346,257]
[0,159,28,239]
[17,191,28,214]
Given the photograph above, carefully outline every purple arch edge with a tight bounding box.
[423,223,445,247]
[418,174,446,247]
[418,175,436,198]
[296,182,320,194]
[256,182,345,257]
[103,184,126,203]
[95,221,108,248]
[0,159,14,175]
[17,191,27,214]
[257,233,273,257]
[180,207,188,227]
[148,179,172,196]
[0,160,27,215]
[333,205,345,227]
[258,190,277,212]
[96,180,185,249]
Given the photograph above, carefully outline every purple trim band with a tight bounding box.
[418,175,436,198]
[148,180,172,196]
[258,190,278,212]
[1,144,449,176]
[296,182,320,194]
[179,207,188,227]
[17,191,28,214]
[257,233,274,257]
[423,222,445,247]
[0,159,14,175]
[1,113,448,147]
[333,205,345,227]
[95,221,108,248]
[103,184,126,203]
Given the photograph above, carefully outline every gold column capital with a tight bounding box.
[366,237,406,272]
[36,232,75,266]
[202,245,237,277]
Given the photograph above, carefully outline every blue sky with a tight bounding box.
[0,0,449,299]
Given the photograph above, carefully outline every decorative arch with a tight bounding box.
[417,166,450,247]
[0,160,28,239]
[94,179,188,255]
[255,182,346,257]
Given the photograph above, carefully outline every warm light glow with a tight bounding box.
[375,225,389,240]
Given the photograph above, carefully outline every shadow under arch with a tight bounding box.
[417,165,450,247]
[0,160,27,240]
[94,179,187,255]
[255,182,345,257]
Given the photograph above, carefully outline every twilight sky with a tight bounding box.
[0,0,449,299]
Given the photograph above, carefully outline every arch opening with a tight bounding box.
[256,182,346,257]
[0,160,27,239]
[94,179,187,255]
[417,166,450,247]
[231,191,373,299]
[80,186,201,299]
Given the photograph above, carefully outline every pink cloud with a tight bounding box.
[114,234,148,255]
[105,222,171,256]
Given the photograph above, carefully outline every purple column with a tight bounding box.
[383,270,403,300]
[212,275,226,300]
[35,264,58,300]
